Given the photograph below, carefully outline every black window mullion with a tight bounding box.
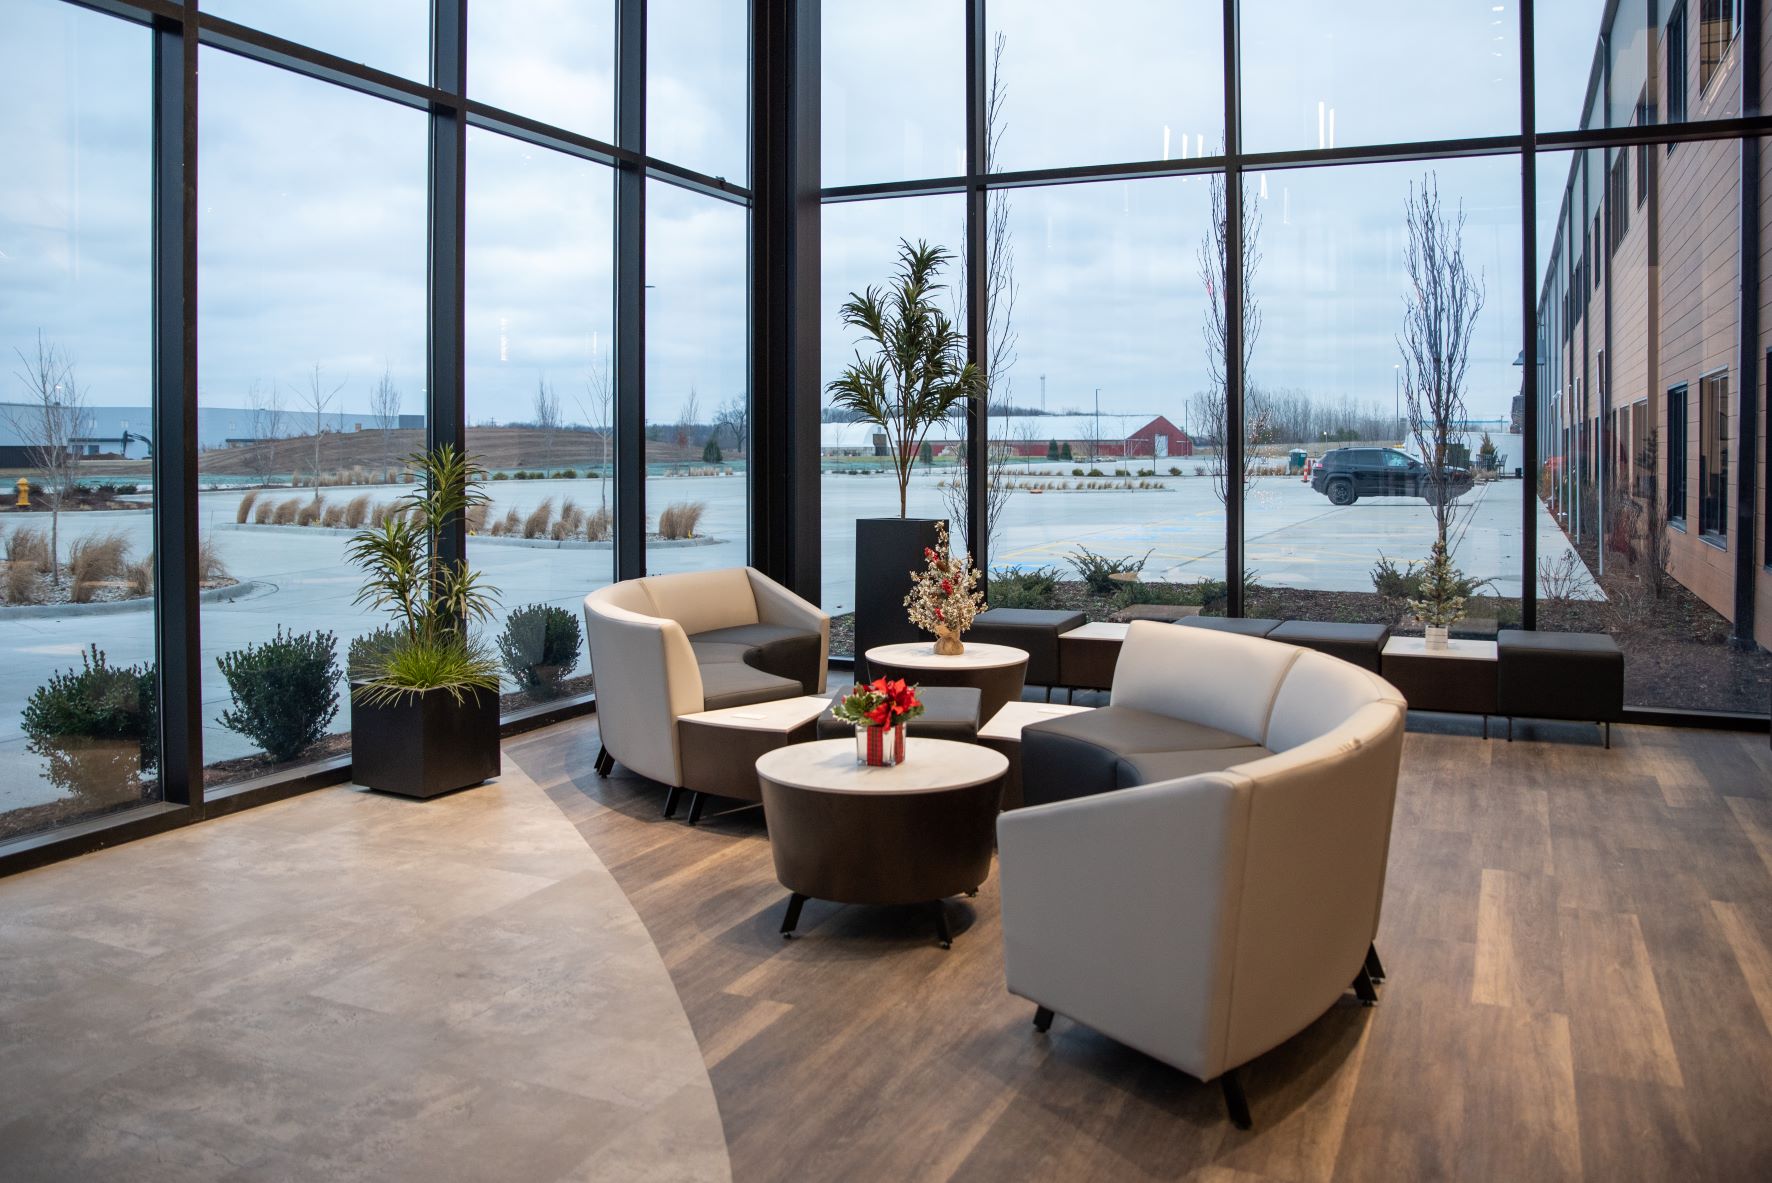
[614,0,647,581]
[965,0,988,575]
[428,0,468,568]
[151,10,201,808]
[1521,0,1539,629]
[1223,0,1245,616]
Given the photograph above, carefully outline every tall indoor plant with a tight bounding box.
[828,239,981,671]
[345,445,502,797]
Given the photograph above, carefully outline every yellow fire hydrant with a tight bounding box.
[14,477,27,508]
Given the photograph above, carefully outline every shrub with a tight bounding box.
[342,493,372,529]
[197,536,230,583]
[658,501,705,540]
[215,627,341,763]
[558,468,578,480]
[236,490,259,523]
[5,525,51,573]
[1169,466,1182,476]
[988,566,1060,609]
[583,505,612,541]
[497,603,583,696]
[295,498,325,527]
[1072,468,1086,477]
[253,499,275,524]
[21,645,158,799]
[1115,580,1199,609]
[68,532,130,603]
[1086,468,1104,478]
[522,498,555,539]
[320,502,346,528]
[271,497,301,525]
[347,625,404,681]
[703,437,723,464]
[1068,546,1149,595]
[492,471,510,480]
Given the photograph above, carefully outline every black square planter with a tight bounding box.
[853,517,944,679]
[349,684,500,798]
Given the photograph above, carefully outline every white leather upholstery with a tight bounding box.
[998,624,1406,1084]
[583,567,829,788]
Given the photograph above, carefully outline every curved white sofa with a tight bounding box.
[997,620,1406,1128]
[584,567,828,811]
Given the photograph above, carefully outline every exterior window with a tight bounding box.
[1631,398,1649,498]
[1608,152,1629,252]
[1698,372,1728,536]
[1666,5,1688,132]
[1634,90,1650,205]
[1699,0,1738,94]
[1667,384,1689,523]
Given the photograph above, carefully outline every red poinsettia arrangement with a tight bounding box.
[831,677,925,729]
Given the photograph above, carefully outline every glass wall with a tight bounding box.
[196,49,429,786]
[202,0,431,83]
[0,0,157,842]
[468,0,616,140]
[822,0,965,186]
[648,0,749,183]
[465,129,615,711]
[644,182,749,576]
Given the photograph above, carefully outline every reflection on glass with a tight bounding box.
[465,129,615,709]
[469,0,616,139]
[820,195,967,650]
[648,0,748,182]
[988,0,1222,172]
[823,0,965,185]
[202,0,431,82]
[1246,157,1524,638]
[1240,1,1518,152]
[1534,145,1766,712]
[644,183,748,575]
[197,50,428,785]
[1,0,158,842]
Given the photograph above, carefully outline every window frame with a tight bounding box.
[1697,369,1729,538]
[1667,382,1689,526]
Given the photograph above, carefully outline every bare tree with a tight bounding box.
[5,332,90,583]
[246,379,286,486]
[714,395,748,454]
[945,31,1020,554]
[1196,168,1265,505]
[575,355,614,510]
[301,364,345,495]
[369,366,401,472]
[1398,173,1485,544]
[532,377,562,472]
[675,387,701,453]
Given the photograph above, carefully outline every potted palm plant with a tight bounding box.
[828,238,981,672]
[346,445,502,797]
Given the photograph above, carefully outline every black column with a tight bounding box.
[1520,0,1539,629]
[964,0,989,575]
[614,0,648,581]
[1222,0,1246,616]
[1733,0,1761,649]
[749,0,822,599]
[429,0,468,567]
[151,11,201,807]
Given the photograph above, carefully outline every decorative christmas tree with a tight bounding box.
[1407,540,1467,629]
[903,521,985,655]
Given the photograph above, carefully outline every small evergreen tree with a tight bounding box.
[1046,438,1060,460]
[1407,540,1467,628]
[1061,442,1073,460]
[702,437,723,464]
[919,441,935,465]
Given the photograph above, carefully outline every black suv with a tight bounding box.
[1310,447,1472,506]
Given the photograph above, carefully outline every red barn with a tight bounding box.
[1123,415,1193,459]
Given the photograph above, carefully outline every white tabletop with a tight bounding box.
[979,702,1094,741]
[678,695,831,732]
[1382,636,1499,662]
[1060,621,1129,641]
[755,738,1008,796]
[864,641,1029,671]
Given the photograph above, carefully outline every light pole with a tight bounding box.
[1393,364,1400,441]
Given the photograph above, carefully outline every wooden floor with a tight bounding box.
[507,714,1772,1183]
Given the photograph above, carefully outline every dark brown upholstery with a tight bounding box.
[1021,705,1263,807]
[1497,629,1623,725]
[1177,616,1282,638]
[815,686,983,743]
[1268,620,1391,672]
[698,662,803,711]
[967,608,1087,686]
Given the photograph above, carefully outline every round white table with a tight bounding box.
[756,738,1008,947]
[863,641,1029,721]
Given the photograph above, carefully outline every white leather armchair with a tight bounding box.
[583,567,828,813]
[996,622,1406,1128]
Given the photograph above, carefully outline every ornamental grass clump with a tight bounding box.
[904,521,984,654]
[345,445,500,706]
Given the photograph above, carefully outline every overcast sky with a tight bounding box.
[0,0,1677,435]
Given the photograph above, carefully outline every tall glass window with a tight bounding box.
[197,49,428,786]
[0,0,157,842]
[643,182,749,577]
[822,0,965,186]
[648,0,749,183]
[465,130,615,710]
[468,0,616,138]
[201,0,431,83]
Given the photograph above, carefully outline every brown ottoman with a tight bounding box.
[967,608,1087,689]
[1269,620,1391,673]
[815,685,983,743]
[1177,616,1282,639]
[1497,629,1624,747]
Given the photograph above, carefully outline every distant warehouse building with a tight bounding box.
[820,412,1192,461]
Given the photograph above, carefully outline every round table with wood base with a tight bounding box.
[756,738,1007,948]
[863,641,1029,723]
